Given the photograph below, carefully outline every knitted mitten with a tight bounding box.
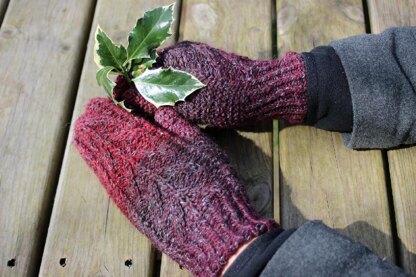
[73,98,278,276]
[114,41,307,127]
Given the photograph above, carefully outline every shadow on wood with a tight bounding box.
[205,127,274,218]
[279,179,415,275]
[341,220,416,275]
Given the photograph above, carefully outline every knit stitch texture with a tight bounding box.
[73,98,278,276]
[113,41,308,127]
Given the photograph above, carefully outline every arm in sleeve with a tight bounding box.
[330,27,416,149]
[302,27,416,149]
[259,221,409,277]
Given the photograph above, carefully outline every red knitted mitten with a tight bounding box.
[73,98,278,276]
[114,41,307,127]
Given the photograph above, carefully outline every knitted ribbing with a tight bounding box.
[113,41,307,127]
[73,98,278,276]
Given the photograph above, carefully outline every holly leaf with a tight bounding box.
[96,66,132,112]
[96,66,116,97]
[94,25,127,71]
[133,67,205,107]
[126,4,174,62]
[141,48,158,68]
[131,49,158,77]
[93,4,204,112]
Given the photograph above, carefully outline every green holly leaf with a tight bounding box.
[94,4,204,112]
[96,66,116,97]
[96,66,132,112]
[131,49,157,77]
[133,67,205,107]
[94,25,127,71]
[126,4,174,62]
[141,48,158,68]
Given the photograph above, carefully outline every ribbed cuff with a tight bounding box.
[245,52,308,124]
[302,46,353,132]
[185,193,279,277]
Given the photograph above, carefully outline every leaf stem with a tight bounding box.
[122,71,130,82]
[121,67,136,88]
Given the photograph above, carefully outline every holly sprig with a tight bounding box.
[94,3,205,111]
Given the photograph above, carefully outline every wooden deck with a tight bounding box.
[0,0,415,276]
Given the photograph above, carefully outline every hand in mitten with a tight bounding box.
[113,41,307,127]
[73,98,278,276]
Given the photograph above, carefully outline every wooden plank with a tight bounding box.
[160,0,275,275]
[276,0,396,263]
[0,0,95,276]
[39,1,180,276]
[366,0,416,274]
[367,0,416,31]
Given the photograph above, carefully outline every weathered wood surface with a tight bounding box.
[276,0,395,263]
[0,0,95,275]
[367,0,416,274]
[160,0,275,275]
[39,1,180,276]
[0,0,412,275]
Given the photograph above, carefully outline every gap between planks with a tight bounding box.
[39,1,181,276]
[0,0,10,27]
[276,0,395,265]
[0,0,97,276]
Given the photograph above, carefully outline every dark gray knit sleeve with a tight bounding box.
[259,221,409,277]
[329,27,416,149]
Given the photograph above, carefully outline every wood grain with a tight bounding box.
[367,0,416,274]
[276,0,396,263]
[0,0,95,275]
[39,1,180,276]
[160,0,275,275]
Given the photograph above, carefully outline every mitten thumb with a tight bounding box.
[154,106,204,142]
[113,75,157,115]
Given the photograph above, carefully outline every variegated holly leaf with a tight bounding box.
[96,66,116,97]
[96,66,132,112]
[94,25,127,71]
[94,4,205,111]
[141,48,158,69]
[133,67,205,107]
[131,49,158,77]
[126,4,174,61]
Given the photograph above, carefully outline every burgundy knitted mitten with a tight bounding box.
[74,98,278,276]
[114,41,307,127]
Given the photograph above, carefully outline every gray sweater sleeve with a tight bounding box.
[260,221,408,277]
[329,27,416,149]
